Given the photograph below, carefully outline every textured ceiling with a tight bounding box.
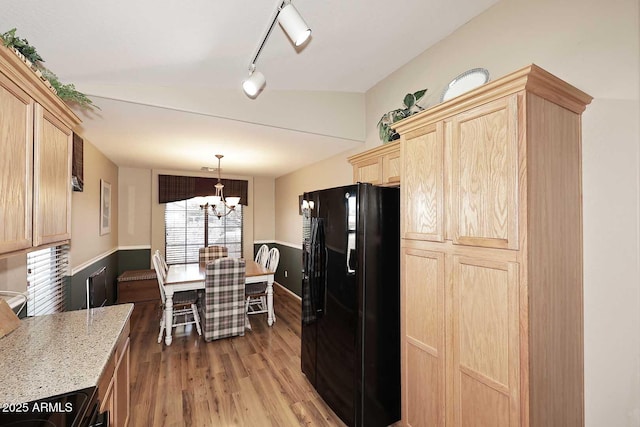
[1,0,498,176]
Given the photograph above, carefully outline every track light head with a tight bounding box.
[242,70,266,97]
[278,3,312,47]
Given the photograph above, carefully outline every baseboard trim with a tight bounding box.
[275,281,301,301]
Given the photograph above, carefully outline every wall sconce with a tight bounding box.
[301,199,314,218]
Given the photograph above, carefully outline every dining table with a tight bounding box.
[163,259,275,345]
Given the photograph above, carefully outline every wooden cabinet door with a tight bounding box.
[33,105,72,246]
[101,378,116,427]
[353,156,382,185]
[0,73,34,254]
[450,96,519,250]
[402,248,445,426]
[115,337,130,427]
[402,122,444,241]
[382,149,401,185]
[451,256,519,427]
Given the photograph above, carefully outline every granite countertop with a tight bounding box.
[0,303,133,405]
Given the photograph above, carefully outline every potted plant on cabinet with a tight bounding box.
[377,89,426,143]
[1,28,98,110]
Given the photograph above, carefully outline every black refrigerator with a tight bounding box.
[301,183,400,427]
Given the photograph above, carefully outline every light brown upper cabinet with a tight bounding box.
[394,65,592,427]
[402,122,444,242]
[0,73,34,254]
[33,106,73,246]
[0,45,80,256]
[348,140,400,186]
[451,95,519,250]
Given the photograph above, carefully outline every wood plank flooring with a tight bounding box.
[128,284,346,427]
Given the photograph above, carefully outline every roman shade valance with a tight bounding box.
[158,175,248,206]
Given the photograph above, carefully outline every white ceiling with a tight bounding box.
[1,0,498,177]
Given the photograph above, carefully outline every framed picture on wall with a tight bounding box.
[100,179,111,235]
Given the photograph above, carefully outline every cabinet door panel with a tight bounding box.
[402,248,445,426]
[115,337,130,427]
[452,256,519,427]
[451,96,519,249]
[383,150,401,185]
[0,74,33,254]
[354,158,381,184]
[402,123,444,241]
[33,105,72,246]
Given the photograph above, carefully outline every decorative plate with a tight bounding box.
[440,68,490,102]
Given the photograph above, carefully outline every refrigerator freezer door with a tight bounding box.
[302,215,326,385]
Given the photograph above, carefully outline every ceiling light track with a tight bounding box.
[242,0,312,98]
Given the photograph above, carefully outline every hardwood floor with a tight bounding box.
[128,284,346,427]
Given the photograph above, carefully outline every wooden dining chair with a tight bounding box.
[203,257,249,341]
[198,245,228,265]
[254,244,269,267]
[246,247,280,316]
[154,250,168,279]
[153,253,202,343]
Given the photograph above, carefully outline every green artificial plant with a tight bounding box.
[1,28,98,110]
[377,89,427,143]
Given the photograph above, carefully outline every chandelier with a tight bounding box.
[197,154,240,219]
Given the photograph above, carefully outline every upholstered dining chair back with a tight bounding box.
[203,257,248,341]
[199,245,228,265]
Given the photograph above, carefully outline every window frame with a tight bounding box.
[164,197,243,264]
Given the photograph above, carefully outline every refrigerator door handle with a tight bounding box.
[346,238,356,274]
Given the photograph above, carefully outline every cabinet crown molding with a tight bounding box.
[347,140,400,163]
[394,64,592,135]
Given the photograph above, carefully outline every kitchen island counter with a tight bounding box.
[0,303,133,405]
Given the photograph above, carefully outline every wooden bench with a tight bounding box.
[117,269,160,303]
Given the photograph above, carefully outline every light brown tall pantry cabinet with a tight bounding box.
[393,65,591,427]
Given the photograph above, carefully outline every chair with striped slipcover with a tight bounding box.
[203,257,249,341]
[198,245,228,265]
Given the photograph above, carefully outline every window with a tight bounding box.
[165,197,243,264]
[26,244,69,316]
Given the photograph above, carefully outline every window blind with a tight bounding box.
[26,245,69,316]
[165,198,243,264]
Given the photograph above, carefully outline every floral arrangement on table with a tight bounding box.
[377,88,427,143]
[1,28,98,110]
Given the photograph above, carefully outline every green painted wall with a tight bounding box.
[67,248,151,311]
[118,249,151,275]
[68,252,118,310]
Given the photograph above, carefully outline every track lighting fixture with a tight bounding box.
[242,0,312,98]
[278,3,312,47]
[242,67,266,98]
